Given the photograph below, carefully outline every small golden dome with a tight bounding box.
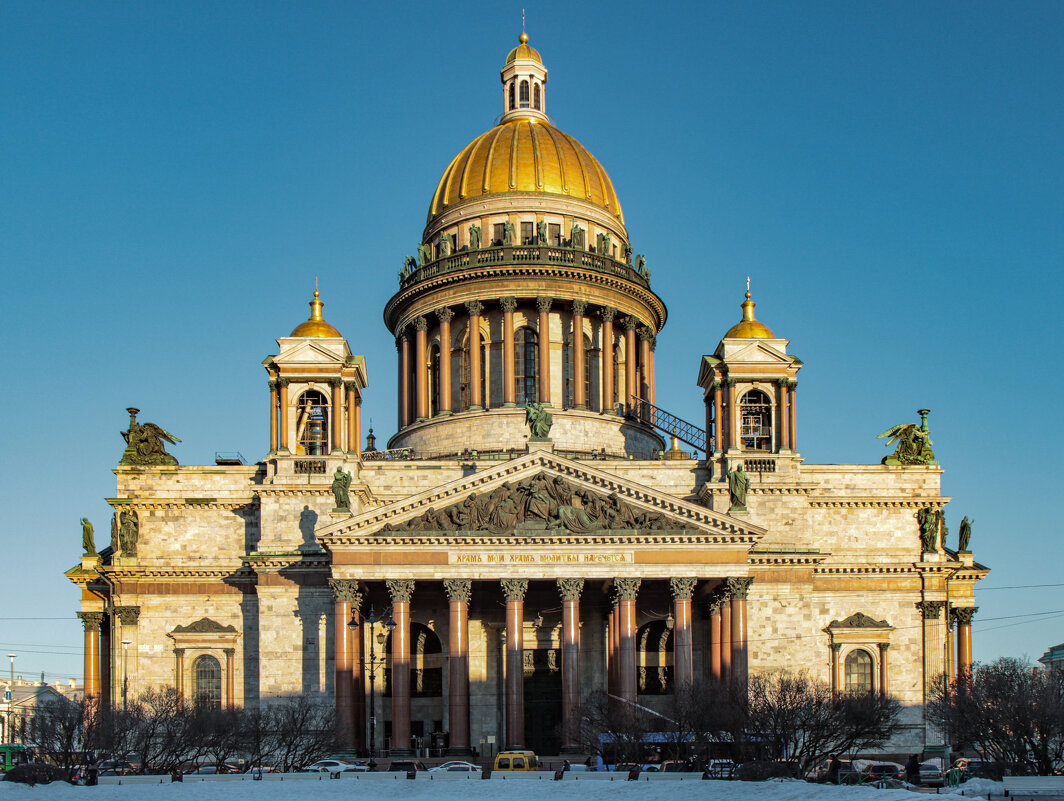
[428,118,624,225]
[724,291,775,339]
[290,290,342,338]
[506,33,542,65]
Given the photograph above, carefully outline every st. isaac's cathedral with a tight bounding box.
[68,35,987,758]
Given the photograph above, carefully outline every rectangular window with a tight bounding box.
[521,222,533,245]
[493,223,505,246]
[548,224,561,246]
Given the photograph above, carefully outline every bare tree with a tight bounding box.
[269,697,336,772]
[30,697,85,768]
[928,657,1064,775]
[578,690,650,765]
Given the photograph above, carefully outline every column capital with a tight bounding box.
[951,607,978,625]
[917,600,946,619]
[174,647,185,658]
[621,315,639,331]
[345,382,362,398]
[444,578,472,603]
[669,577,697,600]
[556,577,585,602]
[414,315,428,331]
[500,296,518,314]
[612,577,641,601]
[831,642,843,654]
[386,578,415,603]
[571,299,588,316]
[724,377,738,387]
[599,306,617,323]
[878,642,890,653]
[464,299,484,317]
[501,578,528,601]
[436,306,455,323]
[331,377,344,388]
[707,596,726,614]
[328,579,362,605]
[268,378,278,390]
[77,611,104,630]
[223,647,235,658]
[776,377,789,387]
[114,605,140,626]
[787,379,798,389]
[276,377,290,388]
[535,296,553,313]
[637,325,654,342]
[725,577,754,600]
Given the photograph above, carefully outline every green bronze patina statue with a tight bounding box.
[468,223,481,250]
[878,408,936,465]
[120,408,180,466]
[958,515,973,551]
[526,402,553,440]
[80,517,96,556]
[331,467,353,511]
[727,463,750,512]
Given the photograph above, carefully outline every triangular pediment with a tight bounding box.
[276,338,348,365]
[827,612,891,630]
[318,451,765,546]
[722,340,792,365]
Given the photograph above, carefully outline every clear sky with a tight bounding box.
[1,1,1061,685]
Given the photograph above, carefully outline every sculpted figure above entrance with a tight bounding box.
[379,472,688,536]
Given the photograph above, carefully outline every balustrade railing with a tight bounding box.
[399,244,650,290]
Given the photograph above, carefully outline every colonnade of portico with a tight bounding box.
[329,575,754,756]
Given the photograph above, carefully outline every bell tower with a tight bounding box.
[500,32,548,124]
[698,285,801,471]
[264,289,368,462]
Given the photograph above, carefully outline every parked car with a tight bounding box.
[919,763,945,787]
[493,751,537,771]
[862,763,904,782]
[187,764,238,775]
[96,760,133,776]
[428,761,481,772]
[388,759,427,772]
[302,759,368,774]
[245,765,279,775]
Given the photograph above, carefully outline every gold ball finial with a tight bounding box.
[519,32,528,44]
[290,284,342,337]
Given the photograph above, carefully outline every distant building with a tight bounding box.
[1038,643,1064,673]
[0,678,77,743]
[67,33,988,757]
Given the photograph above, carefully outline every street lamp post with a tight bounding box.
[121,641,132,710]
[349,605,395,758]
[6,654,15,743]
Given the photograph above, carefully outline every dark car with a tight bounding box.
[863,763,904,783]
[388,760,427,772]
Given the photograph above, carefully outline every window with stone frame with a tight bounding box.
[548,223,561,246]
[844,648,874,694]
[295,390,329,455]
[739,388,773,451]
[192,654,222,709]
[492,223,505,246]
[533,82,541,110]
[515,326,538,405]
[521,221,534,245]
[508,80,515,111]
[519,79,530,108]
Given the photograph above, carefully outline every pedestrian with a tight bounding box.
[827,754,841,784]
[905,754,920,785]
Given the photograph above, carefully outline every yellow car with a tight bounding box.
[493,751,538,771]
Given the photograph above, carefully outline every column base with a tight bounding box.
[444,746,474,757]
[388,747,415,757]
[436,410,453,417]
[502,402,516,408]
[467,405,482,412]
[573,404,586,411]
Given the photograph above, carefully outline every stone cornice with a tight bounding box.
[808,496,951,509]
[351,531,753,547]
[106,497,258,511]
[99,565,256,581]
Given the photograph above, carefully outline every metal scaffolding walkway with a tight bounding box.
[626,396,707,455]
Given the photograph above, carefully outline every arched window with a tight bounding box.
[533,83,541,110]
[296,390,329,455]
[740,389,773,451]
[515,326,538,405]
[428,344,440,418]
[845,649,874,694]
[383,623,442,698]
[192,654,222,709]
[519,80,530,108]
[509,80,515,110]
[637,620,673,695]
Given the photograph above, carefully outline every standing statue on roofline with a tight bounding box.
[331,467,353,511]
[727,463,750,512]
[80,518,96,556]
[878,408,936,465]
[958,515,973,551]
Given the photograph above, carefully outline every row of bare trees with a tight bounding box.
[927,657,1064,776]
[579,670,903,776]
[30,688,336,774]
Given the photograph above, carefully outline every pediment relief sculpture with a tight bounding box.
[378,473,691,536]
[827,612,890,630]
[171,617,238,634]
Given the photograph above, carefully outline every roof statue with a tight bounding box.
[728,463,750,512]
[331,467,353,512]
[958,515,973,551]
[120,407,180,466]
[526,402,552,440]
[80,517,96,556]
[878,408,936,465]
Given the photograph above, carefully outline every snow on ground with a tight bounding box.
[0,775,971,801]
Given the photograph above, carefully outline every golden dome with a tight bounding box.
[290,290,342,337]
[506,32,542,64]
[428,118,624,224]
[724,291,775,339]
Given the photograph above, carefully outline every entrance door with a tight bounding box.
[524,648,562,755]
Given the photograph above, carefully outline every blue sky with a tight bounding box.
[1,1,1061,684]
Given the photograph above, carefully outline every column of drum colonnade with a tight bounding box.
[266,377,362,457]
[393,299,660,428]
[335,576,753,756]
